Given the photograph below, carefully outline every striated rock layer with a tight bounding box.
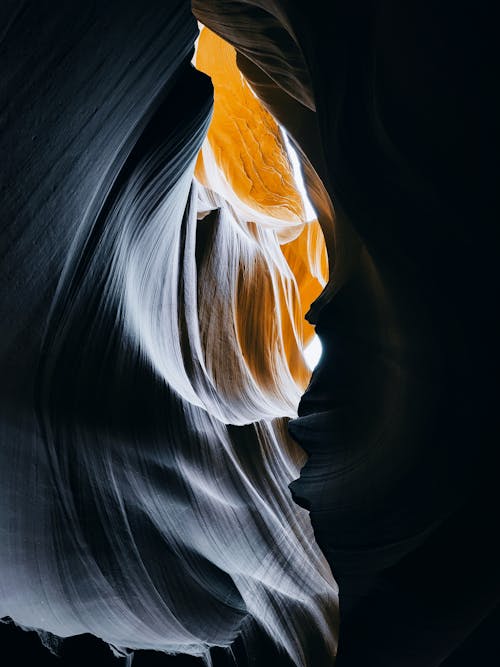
[194,1,500,665]
[1,1,499,665]
[1,1,335,665]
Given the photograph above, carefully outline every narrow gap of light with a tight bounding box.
[303,334,322,371]
[280,127,323,371]
[280,127,317,222]
[191,22,205,64]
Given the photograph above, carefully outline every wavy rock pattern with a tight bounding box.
[194,1,500,665]
[1,1,499,666]
[0,1,336,665]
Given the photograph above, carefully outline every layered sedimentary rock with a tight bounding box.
[194,1,500,664]
[1,1,499,666]
[0,1,335,665]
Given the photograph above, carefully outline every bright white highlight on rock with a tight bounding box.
[303,334,322,371]
[280,127,317,222]
[0,19,338,665]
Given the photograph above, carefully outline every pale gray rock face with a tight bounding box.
[0,2,337,664]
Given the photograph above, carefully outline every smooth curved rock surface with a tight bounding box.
[2,1,499,665]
